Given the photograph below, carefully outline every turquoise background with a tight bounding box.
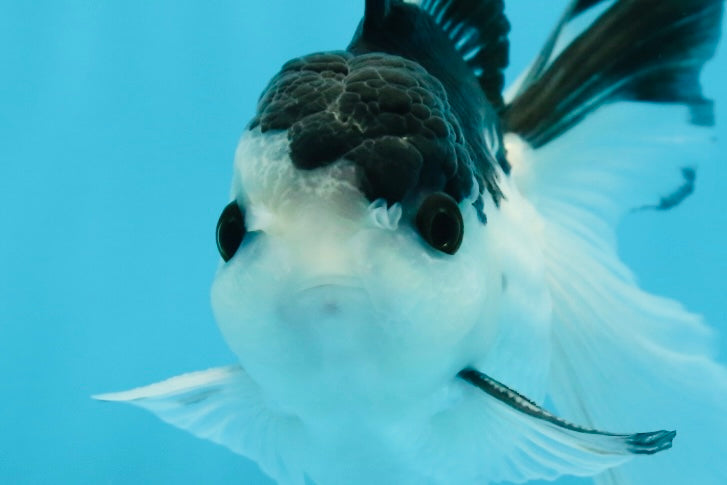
[1,1,724,483]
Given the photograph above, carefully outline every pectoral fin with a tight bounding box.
[457,367,674,483]
[94,366,306,485]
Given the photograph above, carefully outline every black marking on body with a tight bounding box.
[252,51,496,209]
[505,0,724,148]
[458,367,676,455]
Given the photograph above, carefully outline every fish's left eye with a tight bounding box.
[216,201,246,262]
[416,192,464,255]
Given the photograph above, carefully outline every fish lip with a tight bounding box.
[293,275,366,294]
[281,275,373,320]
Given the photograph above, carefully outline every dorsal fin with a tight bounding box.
[357,0,510,110]
[364,0,391,30]
[418,0,511,109]
[349,0,512,206]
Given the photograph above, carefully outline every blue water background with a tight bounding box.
[1,1,725,483]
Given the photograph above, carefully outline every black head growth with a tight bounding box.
[248,0,516,221]
[251,52,480,205]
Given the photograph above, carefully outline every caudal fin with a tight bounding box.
[503,1,727,484]
[505,0,723,148]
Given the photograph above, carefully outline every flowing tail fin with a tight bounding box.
[504,1,726,484]
[506,0,723,147]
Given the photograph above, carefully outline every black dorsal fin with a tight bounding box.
[505,0,724,148]
[364,0,391,30]
[349,0,512,206]
[418,0,510,109]
[356,0,510,110]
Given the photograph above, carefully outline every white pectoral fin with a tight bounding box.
[458,368,673,484]
[499,0,727,481]
[505,111,727,484]
[93,366,254,449]
[94,366,306,485]
[505,134,727,485]
[542,221,727,485]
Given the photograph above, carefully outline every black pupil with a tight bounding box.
[216,202,245,262]
[430,211,457,250]
[416,192,464,255]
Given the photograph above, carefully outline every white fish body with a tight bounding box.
[96,1,727,484]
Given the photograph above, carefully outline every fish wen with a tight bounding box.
[95,1,727,484]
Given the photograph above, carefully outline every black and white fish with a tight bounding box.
[96,1,727,484]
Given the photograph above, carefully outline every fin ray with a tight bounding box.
[419,0,510,108]
[449,368,671,483]
[503,3,726,481]
[504,79,726,485]
[542,213,727,485]
[459,368,675,454]
[364,0,392,30]
[505,0,723,147]
[95,366,307,485]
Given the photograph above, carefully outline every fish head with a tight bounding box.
[210,51,512,418]
[210,126,504,417]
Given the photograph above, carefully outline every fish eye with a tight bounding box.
[216,201,246,262]
[416,192,464,255]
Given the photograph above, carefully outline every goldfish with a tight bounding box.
[96,1,727,483]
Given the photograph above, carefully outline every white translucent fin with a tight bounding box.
[506,103,713,233]
[94,366,306,485]
[454,369,673,484]
[505,103,727,485]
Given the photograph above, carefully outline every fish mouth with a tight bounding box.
[279,275,371,322]
[457,367,675,455]
[293,275,366,294]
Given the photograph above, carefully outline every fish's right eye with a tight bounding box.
[216,201,246,262]
[416,192,464,255]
